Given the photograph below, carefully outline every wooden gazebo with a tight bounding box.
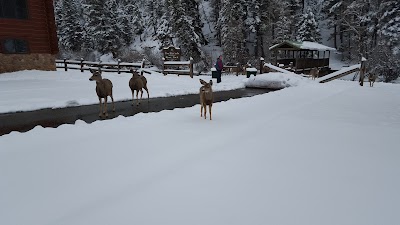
[269,41,336,73]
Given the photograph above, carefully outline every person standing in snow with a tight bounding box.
[215,55,223,83]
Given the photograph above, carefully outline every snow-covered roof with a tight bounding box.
[269,41,336,51]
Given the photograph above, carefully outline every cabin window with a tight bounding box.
[0,0,28,19]
[1,39,29,53]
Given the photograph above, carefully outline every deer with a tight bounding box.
[199,79,213,120]
[310,67,320,80]
[89,68,115,117]
[129,69,149,106]
[368,73,377,87]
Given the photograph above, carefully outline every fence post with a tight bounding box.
[260,57,264,74]
[98,61,102,71]
[117,59,121,74]
[80,58,84,72]
[63,58,67,71]
[141,58,145,69]
[359,57,367,86]
[189,57,193,78]
[162,57,166,76]
[236,63,240,76]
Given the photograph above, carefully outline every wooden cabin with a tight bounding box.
[0,0,58,73]
[269,41,335,73]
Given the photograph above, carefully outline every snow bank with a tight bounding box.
[243,72,311,89]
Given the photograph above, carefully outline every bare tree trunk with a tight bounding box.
[333,24,337,49]
[260,35,265,58]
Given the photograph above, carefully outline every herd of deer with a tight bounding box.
[89,66,378,120]
[88,69,214,120]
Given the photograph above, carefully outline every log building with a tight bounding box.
[0,0,58,73]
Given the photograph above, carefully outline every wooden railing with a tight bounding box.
[162,57,194,78]
[55,58,145,74]
[259,57,329,73]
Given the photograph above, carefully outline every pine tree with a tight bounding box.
[167,0,205,62]
[117,0,143,45]
[220,0,247,64]
[82,0,104,51]
[82,0,124,56]
[156,1,173,47]
[378,0,400,54]
[210,0,222,46]
[274,1,292,44]
[101,0,124,55]
[58,0,84,52]
[287,0,303,37]
[296,9,321,42]
[322,0,345,49]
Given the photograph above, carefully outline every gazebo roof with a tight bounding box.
[269,41,336,51]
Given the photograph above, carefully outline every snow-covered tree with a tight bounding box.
[57,0,84,52]
[117,0,143,44]
[220,0,247,64]
[296,9,321,42]
[378,0,400,55]
[274,1,293,44]
[166,0,205,62]
[82,0,124,56]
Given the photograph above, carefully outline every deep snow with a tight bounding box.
[1,68,400,225]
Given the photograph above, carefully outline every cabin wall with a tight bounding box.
[0,0,58,73]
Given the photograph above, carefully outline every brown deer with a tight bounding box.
[368,73,377,87]
[129,69,149,106]
[310,67,320,80]
[89,68,115,117]
[199,79,213,120]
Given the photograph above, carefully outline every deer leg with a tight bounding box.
[132,90,135,105]
[201,105,203,118]
[104,97,108,117]
[204,105,207,119]
[140,89,143,105]
[144,87,150,101]
[110,95,115,111]
[209,105,212,120]
[136,90,139,106]
[98,97,103,117]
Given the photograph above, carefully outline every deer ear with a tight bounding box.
[209,80,213,86]
[200,79,206,85]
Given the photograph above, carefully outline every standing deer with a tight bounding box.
[129,69,149,106]
[368,73,377,87]
[310,67,320,80]
[89,68,115,117]
[199,79,213,120]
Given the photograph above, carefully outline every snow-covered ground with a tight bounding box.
[1,68,400,225]
[0,69,246,114]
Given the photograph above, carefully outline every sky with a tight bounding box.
[1,68,400,225]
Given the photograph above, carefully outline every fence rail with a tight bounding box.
[55,58,145,74]
[162,57,194,78]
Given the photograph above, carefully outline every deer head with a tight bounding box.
[89,68,103,82]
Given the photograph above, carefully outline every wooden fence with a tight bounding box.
[55,58,145,74]
[162,57,194,78]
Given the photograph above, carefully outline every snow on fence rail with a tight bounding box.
[55,58,145,74]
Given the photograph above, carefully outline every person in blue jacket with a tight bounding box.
[215,55,223,83]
